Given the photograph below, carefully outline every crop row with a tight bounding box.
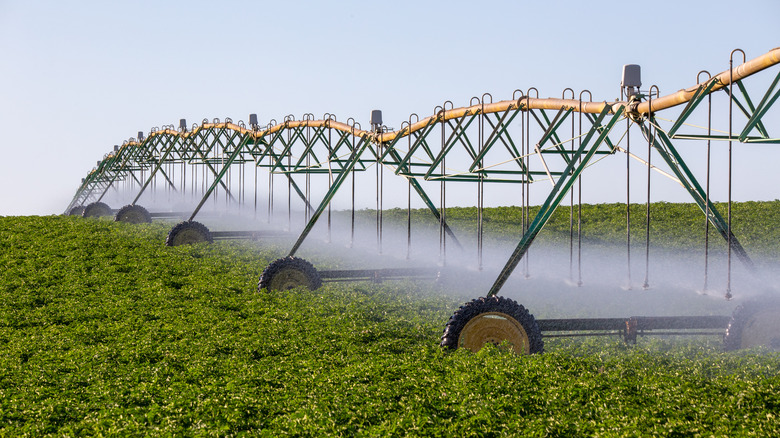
[1,211,779,436]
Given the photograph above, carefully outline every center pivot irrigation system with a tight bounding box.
[68,48,780,354]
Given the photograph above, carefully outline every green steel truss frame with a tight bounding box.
[67,48,780,297]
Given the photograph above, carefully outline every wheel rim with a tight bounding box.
[459,311,530,354]
[172,228,207,245]
[269,267,310,291]
[118,210,146,224]
[84,205,111,217]
[741,309,780,350]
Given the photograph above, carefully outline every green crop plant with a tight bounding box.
[2,208,780,436]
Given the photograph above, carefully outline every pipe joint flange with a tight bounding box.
[625,95,645,123]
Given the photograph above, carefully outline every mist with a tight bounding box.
[89,173,780,324]
[162,199,780,321]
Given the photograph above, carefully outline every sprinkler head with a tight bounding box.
[370,110,383,132]
[621,64,641,99]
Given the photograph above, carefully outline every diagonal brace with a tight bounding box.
[487,104,622,297]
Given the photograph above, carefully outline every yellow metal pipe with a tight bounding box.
[635,47,780,115]
[131,48,780,148]
[376,99,615,143]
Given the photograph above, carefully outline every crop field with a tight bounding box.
[2,204,780,436]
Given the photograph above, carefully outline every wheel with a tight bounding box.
[114,204,152,224]
[258,257,322,292]
[82,202,112,218]
[165,221,213,246]
[67,206,85,216]
[723,298,780,351]
[441,296,543,355]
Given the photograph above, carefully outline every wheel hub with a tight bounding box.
[269,268,310,291]
[459,312,530,354]
[118,211,145,223]
[173,229,206,245]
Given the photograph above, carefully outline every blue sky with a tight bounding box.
[0,0,778,215]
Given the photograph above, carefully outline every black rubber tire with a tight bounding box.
[82,202,112,218]
[165,220,213,246]
[258,256,322,292]
[723,298,780,351]
[67,206,85,216]
[441,296,544,355]
[114,204,152,224]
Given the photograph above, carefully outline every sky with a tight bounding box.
[0,0,778,216]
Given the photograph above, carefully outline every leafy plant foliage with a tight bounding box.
[1,209,779,436]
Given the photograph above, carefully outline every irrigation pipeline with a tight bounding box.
[634,47,780,116]
[70,47,780,299]
[74,46,778,158]
[236,48,780,143]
